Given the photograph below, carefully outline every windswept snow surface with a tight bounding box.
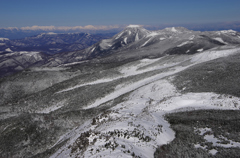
[51,48,240,158]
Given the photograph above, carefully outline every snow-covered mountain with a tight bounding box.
[44,25,240,66]
[1,25,240,158]
[0,51,48,77]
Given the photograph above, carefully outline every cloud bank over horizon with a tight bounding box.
[2,25,123,31]
[2,21,240,32]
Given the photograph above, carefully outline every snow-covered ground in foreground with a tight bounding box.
[50,48,240,158]
[51,79,240,158]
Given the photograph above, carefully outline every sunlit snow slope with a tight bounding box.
[50,46,240,158]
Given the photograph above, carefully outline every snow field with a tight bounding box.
[191,47,240,64]
[52,76,240,158]
[50,48,240,157]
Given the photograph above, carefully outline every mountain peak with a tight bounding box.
[163,27,190,33]
[127,25,141,28]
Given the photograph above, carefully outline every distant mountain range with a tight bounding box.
[0,27,121,39]
[0,32,114,54]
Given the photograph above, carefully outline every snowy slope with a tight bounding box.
[49,47,240,158]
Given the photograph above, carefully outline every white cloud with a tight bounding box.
[21,25,56,31]
[19,25,123,31]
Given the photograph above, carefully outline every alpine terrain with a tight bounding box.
[1,25,240,158]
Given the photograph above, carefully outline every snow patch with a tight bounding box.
[213,37,228,44]
[195,127,240,150]
[100,39,112,49]
[197,127,212,136]
[159,37,166,41]
[171,27,177,32]
[220,30,237,35]
[91,47,96,53]
[189,35,195,40]
[5,48,12,52]
[209,149,218,155]
[124,37,128,44]
[147,32,159,37]
[204,134,240,148]
[141,38,152,47]
[115,32,124,39]
[177,41,192,47]
[135,33,139,41]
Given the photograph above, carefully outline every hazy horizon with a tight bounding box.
[1,0,240,29]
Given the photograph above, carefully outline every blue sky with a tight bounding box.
[0,0,240,28]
